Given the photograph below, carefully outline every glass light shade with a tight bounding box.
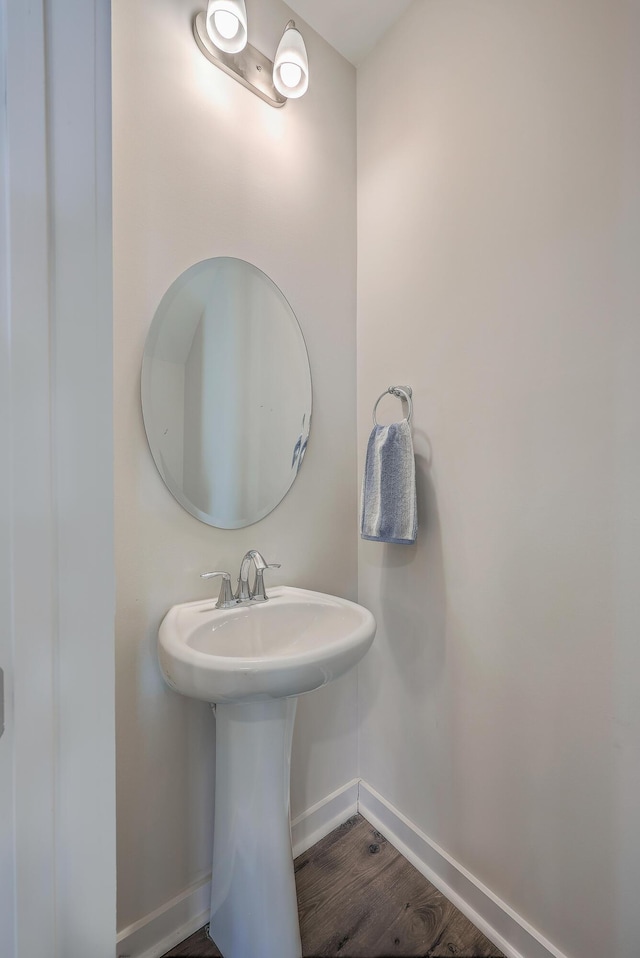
[214,10,240,40]
[273,25,309,99]
[279,63,302,89]
[206,0,247,54]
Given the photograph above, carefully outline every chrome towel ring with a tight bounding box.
[372,385,413,426]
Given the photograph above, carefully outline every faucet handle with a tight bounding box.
[252,562,281,602]
[200,571,236,609]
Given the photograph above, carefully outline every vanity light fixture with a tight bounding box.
[193,7,309,108]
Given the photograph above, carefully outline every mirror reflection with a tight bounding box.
[142,257,312,528]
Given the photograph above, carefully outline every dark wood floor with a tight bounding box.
[163,815,505,958]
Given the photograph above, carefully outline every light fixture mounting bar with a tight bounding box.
[193,12,286,108]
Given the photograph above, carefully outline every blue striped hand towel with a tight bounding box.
[360,419,417,545]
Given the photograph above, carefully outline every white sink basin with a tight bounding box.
[158,585,376,704]
[158,584,376,958]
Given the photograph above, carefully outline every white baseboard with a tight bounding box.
[116,874,211,958]
[357,781,568,958]
[115,779,359,958]
[291,777,359,858]
[117,779,565,958]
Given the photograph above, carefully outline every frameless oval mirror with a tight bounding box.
[141,257,312,528]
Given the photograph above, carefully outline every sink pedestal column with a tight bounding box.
[209,697,301,958]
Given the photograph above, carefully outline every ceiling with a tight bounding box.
[285,0,414,66]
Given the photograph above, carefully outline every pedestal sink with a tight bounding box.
[158,586,376,958]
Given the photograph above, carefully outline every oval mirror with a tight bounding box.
[141,257,312,528]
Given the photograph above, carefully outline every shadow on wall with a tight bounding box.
[357,427,459,836]
[358,430,447,714]
[379,437,446,698]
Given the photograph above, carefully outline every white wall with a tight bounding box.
[113,0,357,935]
[357,2,640,956]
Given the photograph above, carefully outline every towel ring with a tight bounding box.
[372,385,413,426]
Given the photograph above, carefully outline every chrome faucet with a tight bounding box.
[201,551,281,608]
[235,550,281,603]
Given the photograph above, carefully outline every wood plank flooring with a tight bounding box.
[163,815,505,958]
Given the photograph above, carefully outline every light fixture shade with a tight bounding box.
[273,22,309,99]
[205,0,247,54]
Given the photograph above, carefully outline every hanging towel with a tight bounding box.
[360,418,417,544]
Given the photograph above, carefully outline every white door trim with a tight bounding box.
[0,0,17,951]
[2,1,116,956]
[5,2,58,951]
